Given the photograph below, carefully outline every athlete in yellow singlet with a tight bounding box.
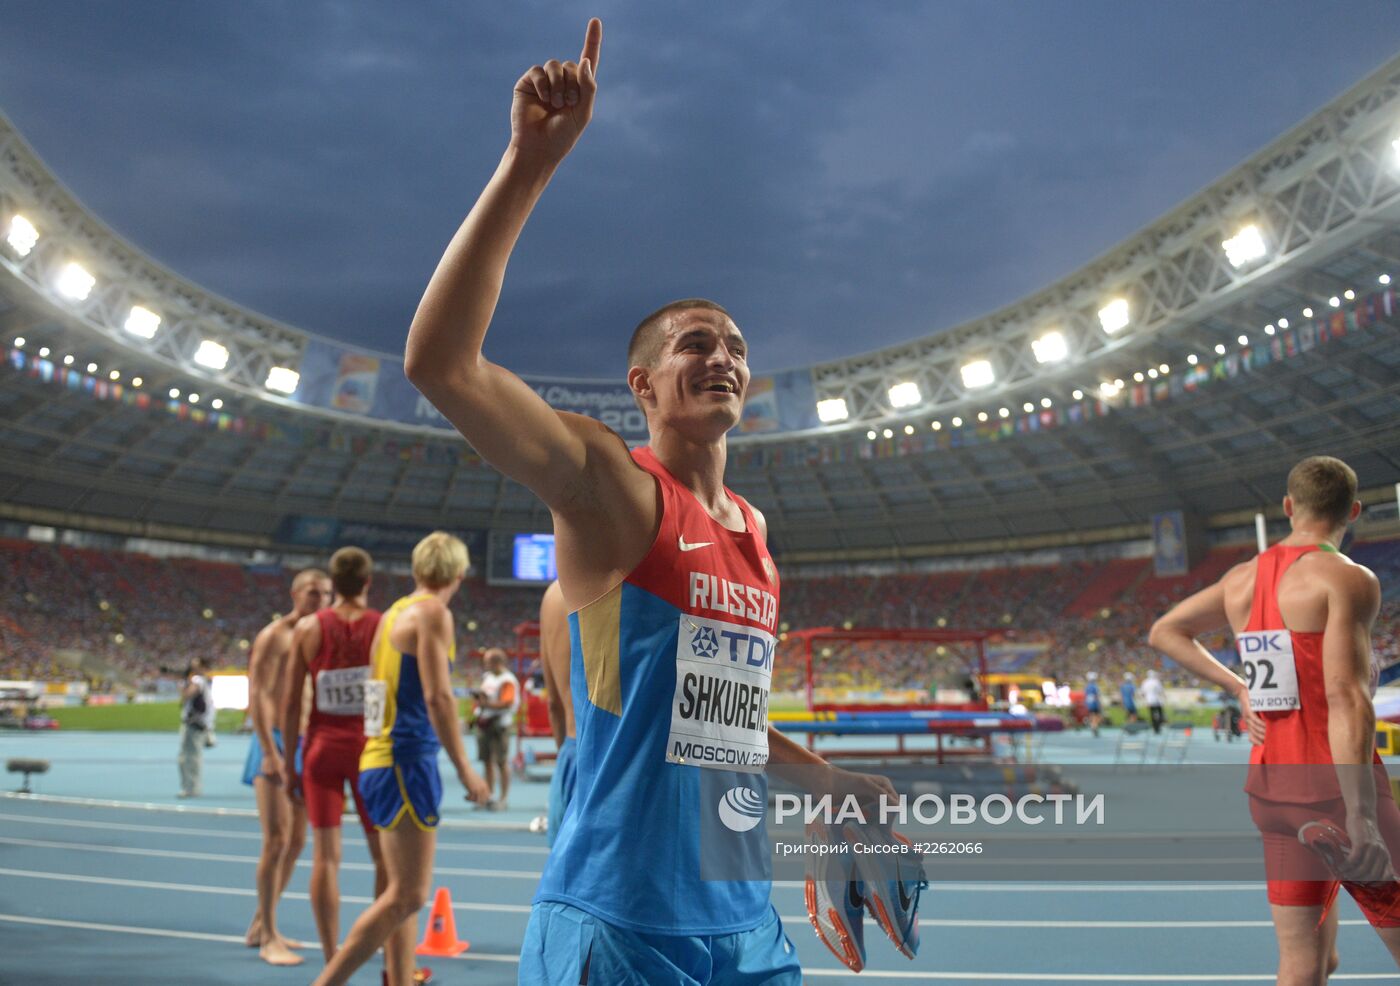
[311,532,490,986]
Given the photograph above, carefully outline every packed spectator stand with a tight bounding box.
[2,535,1398,697]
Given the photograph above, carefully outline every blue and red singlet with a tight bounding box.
[534,446,781,935]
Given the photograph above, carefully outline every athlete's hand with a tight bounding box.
[510,18,601,166]
[262,750,284,785]
[1342,813,1397,884]
[461,767,492,805]
[283,767,303,804]
[819,766,898,813]
[1236,686,1266,745]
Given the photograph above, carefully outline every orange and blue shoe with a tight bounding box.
[803,822,866,972]
[844,820,928,960]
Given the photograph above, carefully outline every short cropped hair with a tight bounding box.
[291,568,327,592]
[328,546,372,598]
[412,531,469,589]
[626,298,732,371]
[1286,455,1357,526]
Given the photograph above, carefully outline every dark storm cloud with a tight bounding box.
[0,1,1397,377]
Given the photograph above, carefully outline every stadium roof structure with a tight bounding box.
[2,55,1400,562]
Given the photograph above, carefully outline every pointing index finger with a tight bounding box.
[580,17,602,76]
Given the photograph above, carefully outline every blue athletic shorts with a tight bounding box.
[519,900,799,985]
[547,738,577,848]
[241,729,303,786]
[358,755,443,830]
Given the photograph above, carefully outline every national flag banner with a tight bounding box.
[1330,311,1346,338]
[1153,381,1169,401]
[1131,384,1148,407]
[1286,333,1297,356]
[1271,336,1284,360]
[1357,296,1373,328]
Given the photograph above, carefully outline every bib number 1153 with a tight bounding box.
[1236,630,1300,711]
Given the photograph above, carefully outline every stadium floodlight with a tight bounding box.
[265,366,300,394]
[1099,382,1116,398]
[189,393,200,404]
[124,305,161,340]
[951,416,963,427]
[1278,318,1289,328]
[1381,274,1392,286]
[1328,296,1340,308]
[1237,334,1248,346]
[56,262,95,301]
[1133,371,1144,383]
[1023,402,1034,413]
[85,362,97,374]
[13,337,23,348]
[1041,397,1052,408]
[62,354,74,365]
[131,377,142,388]
[881,428,893,439]
[1114,378,1124,388]
[1032,330,1068,363]
[888,381,921,408]
[1147,369,1158,380]
[931,420,942,431]
[169,387,180,398]
[6,215,39,256]
[1264,324,1275,336]
[816,397,849,423]
[1159,364,1169,374]
[960,359,995,389]
[1072,389,1083,400]
[194,339,229,370]
[1222,224,1266,268]
[998,407,1010,419]
[977,411,989,422]
[211,398,223,409]
[1098,298,1130,335]
[38,347,49,357]
[1302,307,1313,318]
[1344,289,1355,301]
[903,424,914,435]
[1215,343,1226,355]
[109,370,119,381]
[866,430,876,440]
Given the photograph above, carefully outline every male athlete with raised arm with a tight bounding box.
[404,19,900,983]
[1151,456,1400,985]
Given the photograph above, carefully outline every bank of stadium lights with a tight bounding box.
[998,407,1010,419]
[1222,224,1267,269]
[124,305,161,340]
[211,398,223,410]
[1031,330,1068,364]
[169,387,180,399]
[1329,296,1340,308]
[1098,298,1130,335]
[1072,389,1084,400]
[56,262,95,301]
[1237,334,1249,346]
[816,397,848,423]
[1303,307,1313,318]
[38,347,49,357]
[1381,274,1392,285]
[1041,397,1053,408]
[960,359,995,389]
[866,429,877,440]
[1133,371,1144,383]
[5,215,39,256]
[1147,369,1158,380]
[131,377,142,388]
[1264,324,1275,336]
[903,424,914,435]
[193,339,229,370]
[1158,364,1169,375]
[976,411,989,423]
[931,420,942,431]
[1344,289,1355,301]
[951,416,963,427]
[12,337,23,348]
[85,362,96,374]
[1278,318,1289,328]
[1023,402,1034,413]
[188,393,200,404]
[1215,343,1227,355]
[881,428,893,439]
[265,366,300,394]
[62,354,73,365]
[108,370,119,381]
[887,381,921,409]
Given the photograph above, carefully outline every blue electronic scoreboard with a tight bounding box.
[512,533,557,583]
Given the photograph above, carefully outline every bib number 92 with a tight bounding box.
[1237,630,1300,712]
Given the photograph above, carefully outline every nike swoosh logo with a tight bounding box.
[898,875,913,911]
[678,536,714,552]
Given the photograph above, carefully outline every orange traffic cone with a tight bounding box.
[416,887,470,957]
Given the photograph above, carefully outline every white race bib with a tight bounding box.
[316,665,368,716]
[1237,630,1300,711]
[667,613,774,772]
[363,679,388,737]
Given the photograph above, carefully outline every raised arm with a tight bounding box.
[405,20,623,513]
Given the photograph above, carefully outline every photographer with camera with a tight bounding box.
[475,647,519,811]
[176,657,214,798]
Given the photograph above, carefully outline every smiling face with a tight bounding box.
[627,304,750,440]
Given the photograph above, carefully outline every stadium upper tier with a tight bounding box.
[2,58,1400,557]
[3,537,1396,692]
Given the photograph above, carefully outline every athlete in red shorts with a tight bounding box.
[283,546,385,964]
[1151,456,1400,985]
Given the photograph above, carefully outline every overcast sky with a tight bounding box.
[2,2,1398,377]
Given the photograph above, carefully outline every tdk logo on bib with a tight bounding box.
[668,612,774,772]
[717,785,766,832]
[1237,630,1300,711]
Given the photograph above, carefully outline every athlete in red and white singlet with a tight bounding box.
[283,547,388,965]
[1151,456,1400,985]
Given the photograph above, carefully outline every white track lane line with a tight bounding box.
[0,869,1346,930]
[0,835,541,879]
[0,810,549,854]
[772,880,1262,892]
[0,914,1395,981]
